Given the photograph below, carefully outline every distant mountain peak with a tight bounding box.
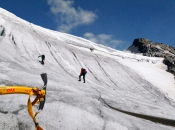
[127,38,175,75]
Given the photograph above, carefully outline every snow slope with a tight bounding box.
[0,8,175,130]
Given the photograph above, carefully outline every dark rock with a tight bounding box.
[0,25,5,36]
[127,38,175,75]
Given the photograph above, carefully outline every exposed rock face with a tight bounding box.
[127,38,175,75]
[0,25,5,36]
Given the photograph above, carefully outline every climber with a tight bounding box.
[38,54,45,65]
[78,68,87,83]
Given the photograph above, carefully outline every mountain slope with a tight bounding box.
[0,8,175,130]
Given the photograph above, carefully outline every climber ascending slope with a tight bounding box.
[38,54,45,65]
[78,68,87,83]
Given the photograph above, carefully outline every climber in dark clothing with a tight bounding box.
[38,54,45,65]
[78,68,87,83]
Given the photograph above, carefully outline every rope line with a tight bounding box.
[103,99,175,127]
[87,82,175,127]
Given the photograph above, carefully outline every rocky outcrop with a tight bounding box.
[127,38,175,75]
[0,25,5,36]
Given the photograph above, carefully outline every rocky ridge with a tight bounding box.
[127,38,175,75]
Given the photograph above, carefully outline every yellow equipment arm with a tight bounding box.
[0,73,47,130]
[0,86,45,97]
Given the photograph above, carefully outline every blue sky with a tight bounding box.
[0,0,175,50]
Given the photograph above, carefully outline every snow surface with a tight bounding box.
[0,8,175,130]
